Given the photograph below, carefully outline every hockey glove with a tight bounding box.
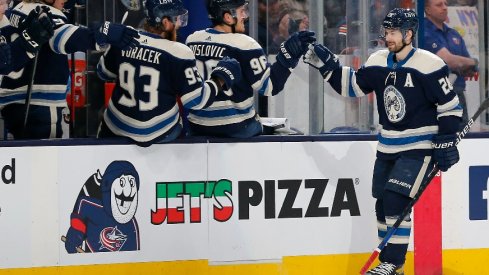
[210,56,242,91]
[95,22,140,50]
[0,41,11,66]
[64,213,85,253]
[18,6,55,53]
[432,134,460,172]
[276,30,316,69]
[303,43,340,79]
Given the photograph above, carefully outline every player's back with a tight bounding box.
[185,29,265,134]
[98,31,197,143]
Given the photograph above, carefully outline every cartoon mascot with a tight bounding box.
[64,161,140,253]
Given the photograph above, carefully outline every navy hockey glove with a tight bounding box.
[276,31,316,69]
[0,41,11,66]
[210,56,242,90]
[95,22,140,50]
[303,43,340,79]
[18,6,55,53]
[432,134,460,172]
[64,213,85,253]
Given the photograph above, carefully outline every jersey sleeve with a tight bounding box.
[0,34,31,75]
[48,15,97,54]
[327,65,375,97]
[422,65,462,133]
[236,40,291,97]
[96,46,118,81]
[171,55,219,110]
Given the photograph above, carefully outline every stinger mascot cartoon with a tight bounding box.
[64,160,141,253]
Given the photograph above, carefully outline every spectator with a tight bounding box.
[96,0,241,146]
[269,9,309,54]
[424,0,478,129]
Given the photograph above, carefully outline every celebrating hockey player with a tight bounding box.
[185,0,316,138]
[96,0,241,146]
[0,0,140,140]
[304,8,462,275]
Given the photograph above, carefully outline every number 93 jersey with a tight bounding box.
[97,31,220,144]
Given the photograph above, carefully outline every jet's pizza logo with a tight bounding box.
[151,178,360,224]
[63,161,141,253]
[469,166,489,220]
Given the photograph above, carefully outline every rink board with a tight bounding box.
[0,136,488,274]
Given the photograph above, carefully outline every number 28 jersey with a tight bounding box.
[327,48,462,158]
[97,31,220,143]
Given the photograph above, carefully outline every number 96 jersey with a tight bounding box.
[185,29,292,136]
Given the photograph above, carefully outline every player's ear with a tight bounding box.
[161,17,173,31]
[222,12,234,25]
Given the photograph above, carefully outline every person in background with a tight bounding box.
[185,0,315,138]
[304,8,461,274]
[96,0,241,146]
[0,0,140,140]
[424,0,478,129]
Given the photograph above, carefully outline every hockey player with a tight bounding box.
[96,0,241,146]
[0,0,140,139]
[185,0,316,138]
[304,8,461,275]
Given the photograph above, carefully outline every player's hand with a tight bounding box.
[65,227,84,253]
[0,41,12,66]
[95,22,140,50]
[276,31,316,69]
[210,56,241,91]
[64,213,85,253]
[18,6,55,53]
[432,134,459,172]
[303,43,340,78]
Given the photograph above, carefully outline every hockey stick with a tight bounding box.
[21,53,39,139]
[359,96,489,275]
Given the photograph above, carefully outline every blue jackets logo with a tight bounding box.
[469,166,489,220]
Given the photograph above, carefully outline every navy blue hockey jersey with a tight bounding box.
[74,197,140,252]
[97,31,220,143]
[0,16,31,75]
[185,29,292,132]
[0,2,99,107]
[327,48,462,157]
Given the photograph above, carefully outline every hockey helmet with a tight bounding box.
[380,8,418,39]
[144,0,188,27]
[207,0,249,22]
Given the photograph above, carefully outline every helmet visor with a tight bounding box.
[153,5,188,27]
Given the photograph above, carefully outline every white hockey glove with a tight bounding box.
[303,43,340,80]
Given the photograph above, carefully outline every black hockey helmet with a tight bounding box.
[144,0,188,27]
[207,0,248,22]
[380,8,418,39]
